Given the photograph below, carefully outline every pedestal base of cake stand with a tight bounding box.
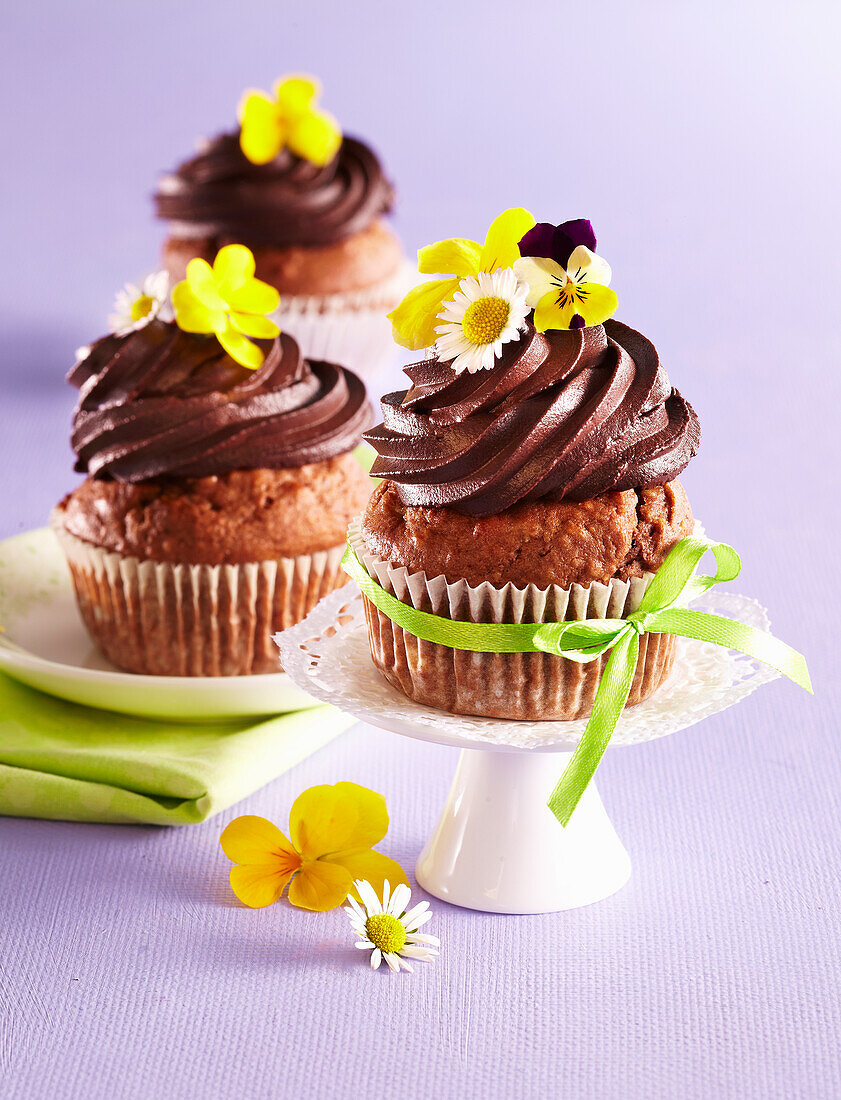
[415,746,630,914]
[274,584,778,916]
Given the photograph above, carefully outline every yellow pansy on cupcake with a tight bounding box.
[52,244,374,677]
[155,74,411,378]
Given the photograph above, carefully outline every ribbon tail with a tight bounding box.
[650,608,813,694]
[547,634,639,827]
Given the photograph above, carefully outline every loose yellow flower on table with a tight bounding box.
[387,207,536,350]
[238,74,342,167]
[172,244,280,370]
[219,782,409,911]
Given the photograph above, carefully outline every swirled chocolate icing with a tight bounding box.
[365,320,700,516]
[154,133,394,248]
[68,320,371,481]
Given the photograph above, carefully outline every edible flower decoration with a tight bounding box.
[388,207,536,351]
[219,782,409,912]
[172,244,280,370]
[108,271,170,336]
[345,879,439,973]
[436,268,530,374]
[514,219,618,331]
[238,74,342,167]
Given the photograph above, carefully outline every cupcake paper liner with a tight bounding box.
[274,261,415,384]
[53,518,347,677]
[348,518,676,721]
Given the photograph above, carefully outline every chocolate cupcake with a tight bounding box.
[52,256,372,677]
[154,75,410,378]
[353,211,700,719]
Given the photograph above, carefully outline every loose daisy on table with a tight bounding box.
[108,270,170,336]
[345,879,439,973]
[435,267,530,374]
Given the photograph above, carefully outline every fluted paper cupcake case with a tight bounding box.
[52,518,347,677]
[348,518,676,721]
[274,261,416,383]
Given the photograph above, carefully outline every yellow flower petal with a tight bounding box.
[574,282,619,327]
[479,207,536,272]
[324,849,410,903]
[229,312,280,339]
[237,87,274,126]
[287,109,342,167]
[387,277,460,350]
[226,278,281,315]
[171,281,217,334]
[230,863,296,908]
[185,258,227,312]
[217,324,265,370]
[241,121,284,166]
[289,782,388,860]
[533,288,576,333]
[287,859,352,911]
[273,75,319,119]
[220,814,296,865]
[417,237,482,277]
[213,244,256,295]
[238,91,284,165]
[513,255,567,308]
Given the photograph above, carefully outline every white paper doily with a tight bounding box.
[275,587,779,752]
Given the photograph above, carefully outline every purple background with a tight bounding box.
[1,2,840,1096]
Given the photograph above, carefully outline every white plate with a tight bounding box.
[0,528,318,721]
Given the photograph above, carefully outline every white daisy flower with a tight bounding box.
[344,879,439,974]
[108,270,170,336]
[434,267,530,375]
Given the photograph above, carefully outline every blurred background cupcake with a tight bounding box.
[52,245,372,677]
[352,210,701,719]
[154,75,411,381]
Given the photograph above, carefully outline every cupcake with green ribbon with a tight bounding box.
[350,209,701,720]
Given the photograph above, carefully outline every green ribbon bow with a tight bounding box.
[341,536,812,827]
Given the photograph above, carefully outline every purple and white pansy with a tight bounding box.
[513,218,618,332]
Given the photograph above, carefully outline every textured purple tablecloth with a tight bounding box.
[1,2,839,1097]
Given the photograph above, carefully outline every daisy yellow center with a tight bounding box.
[365,913,406,954]
[131,294,155,322]
[461,296,510,346]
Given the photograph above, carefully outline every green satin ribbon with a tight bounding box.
[341,536,812,827]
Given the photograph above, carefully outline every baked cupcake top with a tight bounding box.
[69,246,371,482]
[366,210,700,517]
[154,75,394,250]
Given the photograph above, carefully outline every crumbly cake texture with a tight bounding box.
[361,478,694,589]
[58,454,371,564]
[162,220,404,298]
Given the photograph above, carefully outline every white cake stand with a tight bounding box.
[275,587,778,914]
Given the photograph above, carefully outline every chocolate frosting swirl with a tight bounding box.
[365,320,700,516]
[154,133,394,248]
[69,320,371,481]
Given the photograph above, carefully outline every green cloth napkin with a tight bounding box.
[0,673,354,825]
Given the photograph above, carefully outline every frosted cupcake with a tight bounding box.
[52,247,372,676]
[353,210,700,719]
[154,75,409,378]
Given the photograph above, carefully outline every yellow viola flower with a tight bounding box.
[512,218,618,331]
[238,74,342,167]
[387,207,536,351]
[219,782,409,912]
[514,248,618,332]
[171,244,280,370]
